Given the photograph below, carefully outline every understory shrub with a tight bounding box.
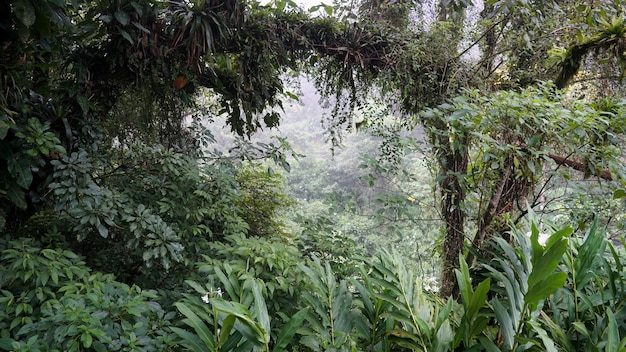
[0,238,178,351]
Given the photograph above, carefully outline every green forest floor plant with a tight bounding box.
[2,216,626,351]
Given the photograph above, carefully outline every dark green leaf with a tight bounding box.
[251,280,270,343]
[6,182,27,209]
[174,302,215,350]
[0,337,15,350]
[273,308,308,352]
[14,1,36,27]
[120,30,133,44]
[8,157,32,189]
[76,95,90,114]
[219,315,236,346]
[114,10,130,26]
[170,327,212,352]
[492,299,514,350]
[0,119,9,140]
[606,309,619,352]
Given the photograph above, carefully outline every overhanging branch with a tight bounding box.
[547,153,612,181]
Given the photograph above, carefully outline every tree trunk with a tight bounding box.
[437,138,469,298]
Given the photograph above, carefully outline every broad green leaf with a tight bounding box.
[528,320,557,352]
[273,308,308,352]
[14,0,36,27]
[184,280,207,294]
[478,336,501,352]
[528,240,567,287]
[8,157,32,189]
[120,30,133,44]
[455,255,472,312]
[6,182,27,209]
[527,134,542,148]
[0,337,14,350]
[209,298,265,345]
[468,315,489,339]
[251,280,270,343]
[435,298,454,333]
[322,4,333,16]
[572,322,591,339]
[606,309,619,352]
[492,299,514,350]
[525,272,567,306]
[544,226,573,249]
[76,95,90,114]
[214,266,237,300]
[80,332,93,348]
[174,302,215,350]
[539,311,574,351]
[0,119,9,140]
[613,189,626,199]
[114,10,130,26]
[575,220,604,287]
[468,278,490,320]
[529,222,543,262]
[218,315,236,347]
[170,327,212,352]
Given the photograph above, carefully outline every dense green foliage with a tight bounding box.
[2,0,626,350]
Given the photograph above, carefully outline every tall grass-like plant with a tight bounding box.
[298,256,361,350]
[359,252,455,351]
[541,220,626,351]
[172,278,307,352]
[482,223,570,351]
[453,256,496,351]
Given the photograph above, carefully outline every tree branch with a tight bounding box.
[547,153,612,181]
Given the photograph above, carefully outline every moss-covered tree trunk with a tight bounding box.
[439,148,468,297]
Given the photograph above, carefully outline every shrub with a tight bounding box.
[0,238,177,351]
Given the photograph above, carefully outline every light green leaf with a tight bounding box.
[455,256,472,312]
[209,298,265,345]
[80,332,93,348]
[323,4,333,16]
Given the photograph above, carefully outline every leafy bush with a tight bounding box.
[0,238,177,351]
